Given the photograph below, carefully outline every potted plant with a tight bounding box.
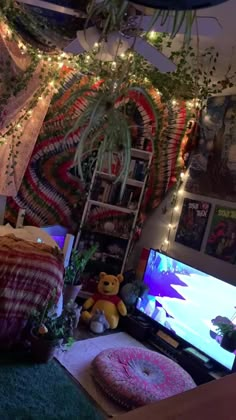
[63,245,97,305]
[28,293,77,363]
[215,322,236,353]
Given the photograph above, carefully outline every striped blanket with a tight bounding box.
[0,235,64,319]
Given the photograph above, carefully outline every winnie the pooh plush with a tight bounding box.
[81,272,127,329]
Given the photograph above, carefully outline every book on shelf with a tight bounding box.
[101,152,121,175]
[132,136,152,152]
[128,159,147,181]
[91,178,139,209]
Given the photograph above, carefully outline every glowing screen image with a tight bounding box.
[137,249,236,370]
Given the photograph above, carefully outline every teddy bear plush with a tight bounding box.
[81,272,127,329]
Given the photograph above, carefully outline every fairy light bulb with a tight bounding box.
[111,61,117,71]
[194,98,201,108]
[187,100,194,109]
[180,171,185,180]
[172,99,177,106]
[47,57,52,62]
[164,239,169,244]
[148,31,156,39]
[168,224,172,228]
[120,52,125,58]
[174,206,179,211]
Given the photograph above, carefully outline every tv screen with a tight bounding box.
[136,249,236,371]
[50,235,66,250]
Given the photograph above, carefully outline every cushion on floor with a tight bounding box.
[92,347,196,409]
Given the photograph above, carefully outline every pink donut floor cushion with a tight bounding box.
[92,347,196,409]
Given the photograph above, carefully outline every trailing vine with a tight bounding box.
[0,1,235,188]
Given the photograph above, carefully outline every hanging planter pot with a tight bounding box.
[130,0,229,10]
[221,331,236,353]
[63,284,82,307]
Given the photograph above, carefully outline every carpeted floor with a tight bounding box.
[0,352,105,420]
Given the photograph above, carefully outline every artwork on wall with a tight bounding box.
[175,198,211,251]
[205,206,236,264]
[185,95,236,202]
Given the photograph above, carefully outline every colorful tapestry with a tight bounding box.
[185,96,236,202]
[5,72,191,233]
[205,206,236,264]
[175,198,211,251]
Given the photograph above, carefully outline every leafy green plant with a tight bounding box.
[64,245,97,286]
[30,294,76,345]
[215,323,236,336]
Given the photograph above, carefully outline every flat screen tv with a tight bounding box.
[136,249,236,371]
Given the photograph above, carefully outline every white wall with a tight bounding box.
[130,173,236,286]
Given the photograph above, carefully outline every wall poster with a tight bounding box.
[205,206,236,264]
[175,198,211,251]
[185,95,236,202]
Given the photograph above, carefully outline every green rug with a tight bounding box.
[0,354,105,420]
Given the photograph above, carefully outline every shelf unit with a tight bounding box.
[75,148,153,285]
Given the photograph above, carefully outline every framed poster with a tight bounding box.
[205,206,236,264]
[175,198,211,251]
[185,95,236,202]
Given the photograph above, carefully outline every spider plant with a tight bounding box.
[64,67,158,198]
[85,0,197,44]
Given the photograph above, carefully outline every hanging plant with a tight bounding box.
[85,0,198,44]
[64,72,159,197]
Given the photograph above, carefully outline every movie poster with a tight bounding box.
[185,95,236,202]
[205,206,236,264]
[175,198,211,251]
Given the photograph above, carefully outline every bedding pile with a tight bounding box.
[0,234,64,346]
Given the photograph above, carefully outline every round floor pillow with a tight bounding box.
[92,347,196,409]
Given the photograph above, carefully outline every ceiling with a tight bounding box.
[171,0,236,95]
[14,1,236,95]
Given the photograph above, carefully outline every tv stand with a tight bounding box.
[147,329,229,385]
[121,313,232,385]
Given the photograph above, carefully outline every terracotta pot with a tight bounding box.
[30,329,63,363]
[63,284,82,307]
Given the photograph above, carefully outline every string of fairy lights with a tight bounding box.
[0,18,200,200]
[160,170,186,252]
